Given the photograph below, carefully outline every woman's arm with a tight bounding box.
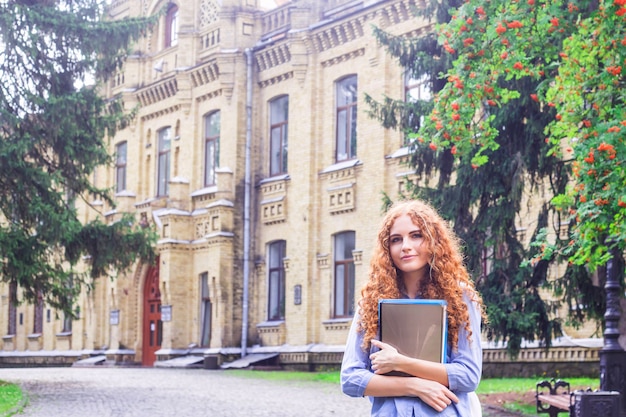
[369,292,483,393]
[341,315,459,412]
[369,339,450,386]
[364,373,459,413]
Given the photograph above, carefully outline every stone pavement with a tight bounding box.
[0,367,524,417]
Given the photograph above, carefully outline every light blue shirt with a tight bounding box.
[340,292,483,417]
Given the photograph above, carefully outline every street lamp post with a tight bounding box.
[599,246,626,417]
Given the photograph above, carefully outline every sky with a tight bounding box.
[259,0,290,10]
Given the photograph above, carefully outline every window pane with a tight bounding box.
[336,109,347,161]
[159,127,171,151]
[336,76,357,162]
[337,77,357,106]
[269,270,280,320]
[201,272,209,298]
[281,127,288,172]
[165,6,179,48]
[63,313,72,333]
[204,139,216,186]
[335,231,355,260]
[347,262,355,315]
[206,112,220,137]
[200,272,211,346]
[157,151,170,196]
[270,96,288,124]
[334,232,355,318]
[200,301,211,346]
[269,97,288,176]
[405,73,431,102]
[270,126,282,176]
[204,112,220,187]
[116,142,127,193]
[268,240,286,321]
[269,241,284,267]
[335,264,345,316]
[349,106,357,158]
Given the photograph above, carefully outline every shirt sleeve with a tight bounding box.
[340,314,375,398]
[444,291,483,393]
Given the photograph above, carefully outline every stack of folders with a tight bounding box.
[378,299,448,376]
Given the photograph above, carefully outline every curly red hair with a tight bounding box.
[358,199,484,352]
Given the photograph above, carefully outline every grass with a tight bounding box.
[225,369,340,384]
[0,381,25,416]
[227,370,600,416]
[477,377,599,416]
[477,376,599,394]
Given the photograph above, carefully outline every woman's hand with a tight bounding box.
[368,339,458,412]
[408,378,459,412]
[369,339,402,374]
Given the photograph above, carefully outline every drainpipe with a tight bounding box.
[242,47,253,358]
[242,35,283,358]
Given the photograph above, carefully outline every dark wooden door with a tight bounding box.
[142,261,162,366]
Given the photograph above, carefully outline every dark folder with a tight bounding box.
[378,299,448,375]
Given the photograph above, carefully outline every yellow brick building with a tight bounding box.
[0,0,435,367]
[0,0,609,371]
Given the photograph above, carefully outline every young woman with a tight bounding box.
[341,199,486,416]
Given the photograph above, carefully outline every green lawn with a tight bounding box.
[477,377,599,416]
[228,370,599,417]
[0,381,25,416]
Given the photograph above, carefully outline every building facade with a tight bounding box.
[1,0,610,371]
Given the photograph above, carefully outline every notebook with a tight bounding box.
[378,299,448,375]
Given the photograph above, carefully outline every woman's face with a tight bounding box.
[388,213,431,281]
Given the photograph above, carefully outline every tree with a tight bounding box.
[0,0,158,315]
[428,0,626,325]
[368,0,616,355]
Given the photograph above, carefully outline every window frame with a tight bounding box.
[199,272,212,347]
[7,281,17,335]
[335,75,358,163]
[165,4,179,48]
[404,72,431,103]
[33,293,43,334]
[157,127,172,197]
[269,95,289,176]
[115,141,127,193]
[333,231,356,318]
[62,312,73,333]
[204,111,220,187]
[267,240,286,321]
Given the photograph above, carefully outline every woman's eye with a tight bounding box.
[412,233,423,239]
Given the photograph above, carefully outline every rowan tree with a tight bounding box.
[369,0,624,354]
[0,0,158,315]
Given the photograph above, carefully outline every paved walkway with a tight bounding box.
[1,367,523,417]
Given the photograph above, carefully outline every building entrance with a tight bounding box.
[142,260,162,366]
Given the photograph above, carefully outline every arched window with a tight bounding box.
[165,4,179,48]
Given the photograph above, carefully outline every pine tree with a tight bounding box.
[0,0,158,315]
[368,0,607,355]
